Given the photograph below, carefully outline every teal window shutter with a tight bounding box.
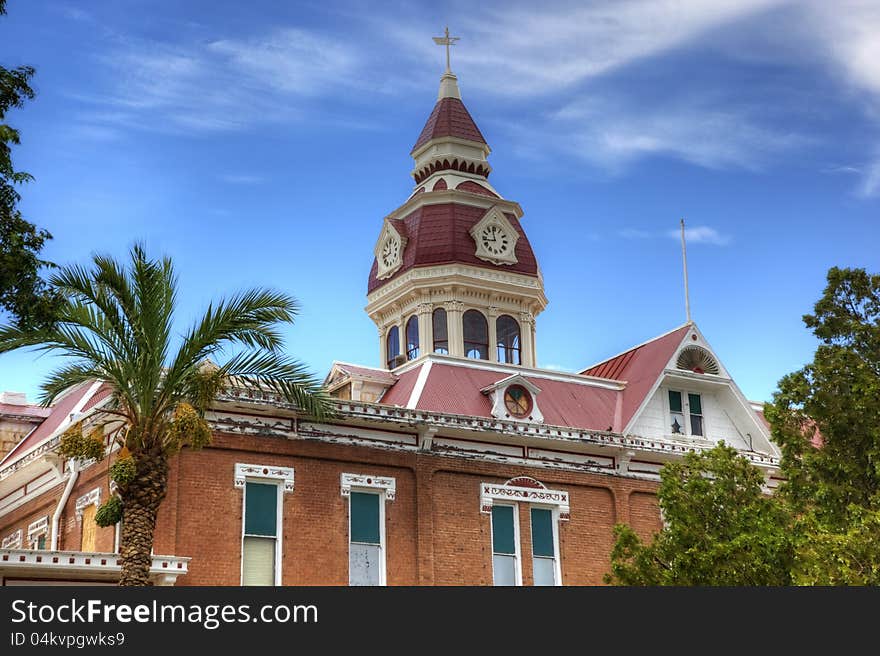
[245,482,277,537]
[668,390,682,412]
[492,506,516,555]
[350,492,381,544]
[688,393,702,415]
[530,508,555,557]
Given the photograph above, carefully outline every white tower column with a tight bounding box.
[445,300,464,357]
[487,306,499,363]
[417,303,432,357]
[519,311,535,368]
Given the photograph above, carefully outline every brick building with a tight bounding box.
[0,59,780,586]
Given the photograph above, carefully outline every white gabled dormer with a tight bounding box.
[480,373,544,423]
[626,323,778,456]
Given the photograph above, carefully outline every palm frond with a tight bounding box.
[38,363,102,406]
[219,350,334,421]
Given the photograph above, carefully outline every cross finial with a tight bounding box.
[433,26,460,73]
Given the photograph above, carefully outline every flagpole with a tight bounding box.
[681,219,692,323]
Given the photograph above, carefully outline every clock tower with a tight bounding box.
[366,35,547,370]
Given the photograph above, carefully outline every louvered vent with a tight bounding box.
[676,346,719,375]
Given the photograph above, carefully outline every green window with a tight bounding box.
[531,508,557,586]
[669,390,705,437]
[688,393,704,436]
[668,390,685,434]
[531,508,554,558]
[350,492,380,544]
[491,505,519,585]
[245,482,277,536]
[349,491,384,586]
[242,482,278,586]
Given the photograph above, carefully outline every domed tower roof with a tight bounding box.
[367,70,541,294]
[366,29,546,371]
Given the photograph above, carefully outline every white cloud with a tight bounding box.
[667,226,732,246]
[383,0,791,97]
[794,2,880,196]
[858,158,880,197]
[524,95,810,172]
[78,29,366,134]
[619,226,731,245]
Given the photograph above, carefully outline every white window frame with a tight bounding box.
[341,473,395,587]
[74,487,101,520]
[235,463,294,587]
[665,388,708,438]
[27,516,49,550]
[530,505,562,587]
[490,503,522,586]
[2,529,23,549]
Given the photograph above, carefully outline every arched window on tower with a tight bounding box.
[386,326,400,369]
[463,310,489,360]
[433,308,448,354]
[496,315,521,365]
[405,315,420,360]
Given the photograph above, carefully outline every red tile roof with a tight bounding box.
[335,363,397,385]
[455,180,498,198]
[0,382,101,466]
[412,98,487,151]
[368,202,539,293]
[379,361,620,432]
[0,403,51,420]
[580,324,691,430]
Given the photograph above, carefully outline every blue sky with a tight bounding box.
[1,0,878,404]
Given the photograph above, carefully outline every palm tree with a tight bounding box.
[0,244,333,585]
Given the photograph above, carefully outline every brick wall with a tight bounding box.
[0,461,115,553]
[161,432,661,585]
[1,430,663,585]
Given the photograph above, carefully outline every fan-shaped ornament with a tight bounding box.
[676,346,719,375]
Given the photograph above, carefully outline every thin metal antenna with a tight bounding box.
[681,218,692,323]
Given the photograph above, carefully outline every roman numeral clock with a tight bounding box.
[470,207,519,266]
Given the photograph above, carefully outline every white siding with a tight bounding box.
[629,386,752,451]
[628,389,667,437]
[702,393,751,450]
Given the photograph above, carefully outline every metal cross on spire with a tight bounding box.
[433,26,460,72]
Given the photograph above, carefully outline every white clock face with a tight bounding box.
[480,224,510,256]
[381,236,400,268]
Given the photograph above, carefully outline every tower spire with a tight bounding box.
[433,27,462,100]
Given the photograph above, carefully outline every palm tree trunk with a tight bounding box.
[118,451,168,586]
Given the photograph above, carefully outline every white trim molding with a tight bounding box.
[340,473,396,501]
[27,516,49,547]
[74,487,101,519]
[0,549,189,585]
[234,463,295,493]
[480,476,570,520]
[2,529,23,549]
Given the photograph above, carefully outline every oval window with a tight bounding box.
[503,385,532,418]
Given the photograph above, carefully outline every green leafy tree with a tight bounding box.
[606,443,794,585]
[0,0,58,329]
[0,244,334,585]
[766,266,880,584]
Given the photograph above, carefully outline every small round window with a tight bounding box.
[503,385,533,418]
